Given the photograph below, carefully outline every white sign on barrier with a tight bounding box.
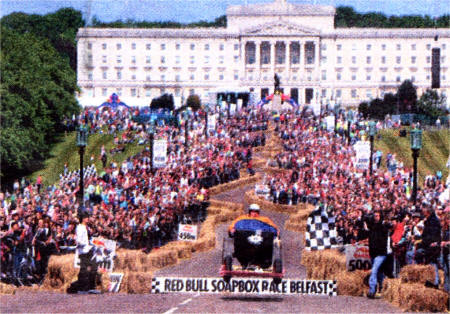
[151,277,337,296]
[153,139,168,168]
[353,141,371,170]
[178,224,198,241]
[74,237,117,272]
[325,115,335,131]
[108,273,124,293]
[207,114,216,132]
[345,244,372,271]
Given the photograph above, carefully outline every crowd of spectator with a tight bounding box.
[264,109,449,292]
[0,106,269,284]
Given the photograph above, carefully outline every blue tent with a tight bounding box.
[98,93,131,110]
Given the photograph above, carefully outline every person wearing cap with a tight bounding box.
[228,204,279,238]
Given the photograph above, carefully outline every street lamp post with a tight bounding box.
[334,104,339,134]
[204,107,208,138]
[184,111,189,149]
[347,110,353,145]
[148,121,155,171]
[410,128,423,205]
[368,121,377,176]
[76,124,88,218]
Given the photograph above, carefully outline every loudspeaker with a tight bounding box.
[431,48,440,89]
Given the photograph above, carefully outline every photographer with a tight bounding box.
[364,210,392,299]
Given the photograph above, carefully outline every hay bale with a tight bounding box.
[0,283,16,295]
[399,264,436,284]
[42,254,78,291]
[301,249,346,280]
[123,271,153,294]
[98,270,111,293]
[335,270,368,296]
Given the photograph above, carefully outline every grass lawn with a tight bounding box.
[30,131,146,187]
[375,128,449,183]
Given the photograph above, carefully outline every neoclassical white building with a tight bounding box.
[76,0,450,107]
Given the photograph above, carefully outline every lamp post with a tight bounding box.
[148,121,155,171]
[184,111,189,149]
[334,103,339,134]
[347,110,353,145]
[204,106,208,138]
[410,128,423,205]
[76,124,88,217]
[368,121,377,176]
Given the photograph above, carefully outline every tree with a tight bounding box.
[150,93,174,111]
[397,80,417,113]
[0,27,79,178]
[358,101,369,118]
[186,95,201,112]
[416,89,447,118]
[383,93,398,114]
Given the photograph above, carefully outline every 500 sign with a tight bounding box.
[345,244,372,272]
[347,259,371,271]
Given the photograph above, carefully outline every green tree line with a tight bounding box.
[1,9,83,182]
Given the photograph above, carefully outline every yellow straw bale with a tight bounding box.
[399,264,436,284]
[335,270,368,296]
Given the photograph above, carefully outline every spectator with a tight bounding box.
[422,206,441,289]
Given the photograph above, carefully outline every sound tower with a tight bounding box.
[431,47,440,89]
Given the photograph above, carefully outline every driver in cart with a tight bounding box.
[228,204,280,269]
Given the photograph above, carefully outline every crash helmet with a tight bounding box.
[248,203,261,213]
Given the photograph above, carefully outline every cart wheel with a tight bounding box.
[273,258,282,284]
[223,255,232,283]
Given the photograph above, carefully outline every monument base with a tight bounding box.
[271,94,282,112]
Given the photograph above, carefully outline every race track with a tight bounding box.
[1,183,401,313]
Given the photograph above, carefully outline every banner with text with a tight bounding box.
[178,224,198,241]
[353,141,371,170]
[345,244,372,272]
[153,139,168,168]
[325,115,335,131]
[151,277,337,296]
[74,237,117,272]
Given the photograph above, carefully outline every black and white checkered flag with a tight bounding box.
[305,207,338,251]
[151,278,160,293]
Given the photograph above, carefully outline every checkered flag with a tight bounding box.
[151,278,160,293]
[305,207,338,251]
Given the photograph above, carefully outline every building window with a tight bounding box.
[175,56,180,64]
[219,55,224,64]
[351,89,357,98]
[352,44,357,51]
[102,43,107,50]
[146,75,151,81]
[131,88,136,97]
[88,72,93,80]
[161,43,166,50]
[426,44,431,50]
[190,74,195,80]
[367,44,371,51]
[190,56,195,64]
[337,56,342,64]
[248,76,253,81]
[426,74,430,80]
[234,44,239,51]
[131,56,136,64]
[381,75,386,82]
[131,43,136,50]
[321,44,327,50]
[336,89,341,98]
[102,88,107,96]
[396,44,401,50]
[146,44,151,50]
[161,74,165,81]
[189,89,195,95]
[102,55,107,63]
[160,88,165,95]
[117,88,122,96]
[411,75,415,82]
[396,56,401,64]
[204,56,210,64]
[190,43,195,50]
[176,43,180,50]
[442,44,446,50]
[366,89,372,98]
[146,56,151,64]
[161,56,165,64]
[337,73,341,80]
[411,44,416,50]
[117,71,122,79]
[175,74,180,82]
[426,56,431,63]
[116,43,122,50]
[411,56,416,64]
[145,88,151,97]
[131,74,136,80]
[442,56,446,63]
[220,44,224,51]
[337,44,342,51]
[381,56,386,64]
[103,71,107,79]
[234,55,239,63]
[396,76,401,82]
[366,74,371,81]
[382,44,386,50]
[219,74,224,80]
[307,71,312,81]
[321,70,326,80]
[117,55,122,63]
[234,73,239,80]
[175,88,181,97]
[204,44,209,50]
[367,56,371,64]
[321,56,327,64]
[352,74,356,81]
[321,89,326,98]
[87,43,92,50]
[352,56,356,64]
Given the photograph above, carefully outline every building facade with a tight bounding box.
[76,0,450,107]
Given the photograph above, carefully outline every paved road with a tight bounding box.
[1,183,400,313]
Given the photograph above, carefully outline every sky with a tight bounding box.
[1,0,449,24]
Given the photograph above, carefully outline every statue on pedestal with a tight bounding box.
[274,73,281,94]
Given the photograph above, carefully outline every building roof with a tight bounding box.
[227,0,335,17]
